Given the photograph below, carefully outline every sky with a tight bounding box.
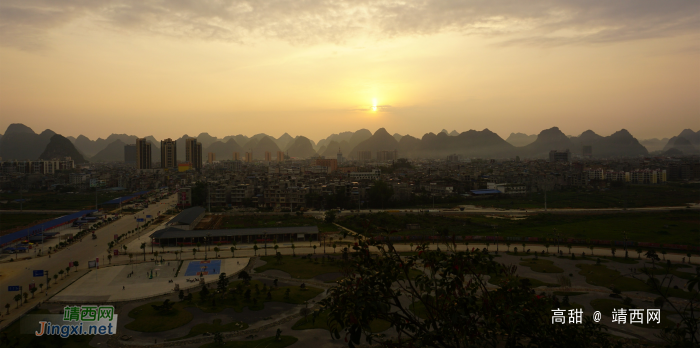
[1,1,698,142]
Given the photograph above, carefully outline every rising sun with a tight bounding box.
[371,98,377,112]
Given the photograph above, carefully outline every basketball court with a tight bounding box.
[184,260,222,276]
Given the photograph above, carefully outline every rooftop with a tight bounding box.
[167,206,206,226]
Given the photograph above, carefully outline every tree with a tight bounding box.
[174,251,179,260]
[589,245,594,256]
[129,253,134,263]
[645,249,660,268]
[544,244,550,254]
[320,238,614,348]
[53,274,58,284]
[140,242,146,261]
[59,270,64,279]
[253,244,259,256]
[151,299,175,313]
[332,243,337,254]
[13,294,21,308]
[123,245,128,253]
[636,248,643,260]
[660,249,667,261]
[313,245,317,254]
[39,284,43,293]
[65,267,70,276]
[274,244,279,255]
[325,210,337,224]
[213,331,224,346]
[179,290,185,301]
[688,252,692,264]
[5,303,9,314]
[230,246,236,258]
[23,292,28,303]
[108,254,112,264]
[238,271,251,284]
[193,248,197,259]
[30,287,37,298]
[506,243,511,252]
[196,243,201,252]
[214,247,220,258]
[567,244,573,255]
[291,243,296,256]
[200,285,210,301]
[217,273,229,293]
[275,252,283,264]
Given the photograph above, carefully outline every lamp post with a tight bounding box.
[264,233,268,256]
[554,228,560,254]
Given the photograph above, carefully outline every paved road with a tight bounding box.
[0,194,177,329]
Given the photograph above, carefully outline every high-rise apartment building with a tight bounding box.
[315,159,338,171]
[160,138,177,169]
[233,152,240,161]
[136,138,152,169]
[376,150,398,161]
[185,138,203,169]
[277,151,285,162]
[245,152,253,163]
[208,152,216,164]
[358,151,372,161]
[264,151,271,162]
[337,149,344,164]
[549,149,572,163]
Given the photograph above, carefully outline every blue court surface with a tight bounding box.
[184,260,222,276]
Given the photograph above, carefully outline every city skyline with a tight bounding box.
[1,1,698,141]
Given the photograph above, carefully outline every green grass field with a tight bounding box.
[167,319,248,341]
[199,336,298,348]
[518,258,564,273]
[0,213,63,232]
[126,280,323,332]
[0,191,128,211]
[292,310,391,333]
[473,183,700,210]
[0,309,94,348]
[221,214,338,232]
[338,209,700,246]
[256,255,344,280]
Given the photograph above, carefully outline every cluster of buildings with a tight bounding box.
[2,141,699,211]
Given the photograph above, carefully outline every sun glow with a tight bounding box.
[372,98,377,112]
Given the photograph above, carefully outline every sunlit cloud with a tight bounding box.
[1,0,698,51]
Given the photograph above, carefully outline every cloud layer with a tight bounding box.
[2,0,699,50]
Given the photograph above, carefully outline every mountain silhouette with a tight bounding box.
[90,139,127,162]
[0,124,56,160]
[350,128,399,157]
[285,136,317,158]
[39,134,87,163]
[505,133,537,147]
[204,139,243,161]
[570,129,648,157]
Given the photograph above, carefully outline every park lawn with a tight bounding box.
[0,213,63,231]
[0,191,127,211]
[487,272,558,288]
[641,264,696,280]
[292,310,391,333]
[598,256,639,265]
[590,299,675,329]
[556,255,609,263]
[188,279,323,313]
[337,210,700,246]
[167,319,248,341]
[256,255,343,279]
[199,336,298,348]
[577,264,649,292]
[553,291,588,297]
[127,281,322,332]
[125,302,194,332]
[0,309,94,348]
[518,258,564,273]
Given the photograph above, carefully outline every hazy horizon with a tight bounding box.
[1,1,698,142]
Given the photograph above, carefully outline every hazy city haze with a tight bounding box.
[1,0,698,141]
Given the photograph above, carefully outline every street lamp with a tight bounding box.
[554,228,560,254]
[264,233,268,256]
